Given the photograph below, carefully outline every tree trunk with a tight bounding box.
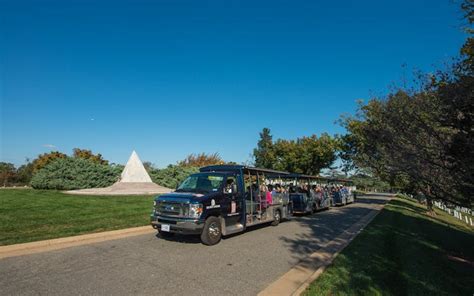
[425,186,436,216]
[426,196,434,211]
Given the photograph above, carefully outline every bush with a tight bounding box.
[31,157,121,190]
[149,165,199,189]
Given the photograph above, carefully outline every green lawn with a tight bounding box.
[304,197,474,296]
[0,189,156,245]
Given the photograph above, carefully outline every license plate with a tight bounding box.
[161,224,170,232]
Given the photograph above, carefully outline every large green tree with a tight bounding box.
[253,128,339,175]
[339,1,473,208]
[253,128,275,169]
[273,134,339,175]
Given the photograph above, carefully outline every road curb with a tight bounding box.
[258,200,388,296]
[0,226,155,259]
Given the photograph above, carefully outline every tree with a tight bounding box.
[297,134,340,175]
[149,165,199,189]
[253,128,275,169]
[32,151,67,172]
[72,148,108,165]
[339,1,473,209]
[272,138,299,172]
[142,161,154,172]
[178,152,225,167]
[0,162,16,186]
[349,173,391,192]
[16,159,34,185]
[272,133,339,175]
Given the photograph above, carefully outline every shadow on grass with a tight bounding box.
[301,198,474,296]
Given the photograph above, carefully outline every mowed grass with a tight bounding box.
[304,197,474,296]
[0,189,156,246]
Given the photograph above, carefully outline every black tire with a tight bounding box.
[201,216,222,246]
[271,209,281,226]
[159,230,175,238]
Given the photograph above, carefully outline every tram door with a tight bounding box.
[224,174,243,226]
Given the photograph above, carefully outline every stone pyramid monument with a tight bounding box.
[120,150,153,183]
[65,151,171,195]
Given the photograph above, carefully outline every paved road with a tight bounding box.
[0,195,389,296]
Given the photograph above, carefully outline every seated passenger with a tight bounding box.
[266,184,273,205]
[225,178,235,194]
[274,184,282,193]
[289,184,296,193]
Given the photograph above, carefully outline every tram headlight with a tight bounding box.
[189,203,203,219]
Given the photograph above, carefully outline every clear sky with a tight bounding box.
[1,0,468,167]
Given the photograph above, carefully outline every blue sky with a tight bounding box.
[1,0,468,167]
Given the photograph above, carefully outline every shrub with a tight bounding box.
[31,157,121,190]
[149,165,199,189]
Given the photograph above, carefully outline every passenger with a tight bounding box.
[251,183,259,202]
[289,184,296,193]
[274,184,280,193]
[266,184,273,205]
[259,184,268,209]
[315,185,323,205]
[302,185,308,194]
[225,178,235,194]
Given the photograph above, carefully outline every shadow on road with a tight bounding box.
[154,233,202,244]
[278,196,389,263]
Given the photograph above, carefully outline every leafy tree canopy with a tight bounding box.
[254,128,275,169]
[72,148,108,165]
[149,165,199,189]
[253,128,340,175]
[339,0,473,208]
[32,151,67,172]
[0,162,16,186]
[178,152,225,167]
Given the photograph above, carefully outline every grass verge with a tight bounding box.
[304,197,474,296]
[0,189,155,245]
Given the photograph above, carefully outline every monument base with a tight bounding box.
[64,182,171,196]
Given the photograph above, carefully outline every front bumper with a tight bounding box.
[150,214,204,235]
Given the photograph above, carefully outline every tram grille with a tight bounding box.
[155,201,189,217]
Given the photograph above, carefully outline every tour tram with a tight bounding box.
[282,174,333,215]
[150,165,292,246]
[329,178,355,206]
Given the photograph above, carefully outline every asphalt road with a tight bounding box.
[0,195,389,296]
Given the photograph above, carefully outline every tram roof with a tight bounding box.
[199,165,353,184]
[200,165,289,176]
